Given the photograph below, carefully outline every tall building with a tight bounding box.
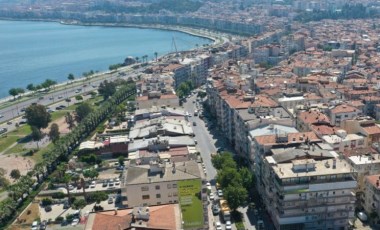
[260,147,357,230]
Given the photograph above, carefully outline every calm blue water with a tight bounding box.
[0,20,211,98]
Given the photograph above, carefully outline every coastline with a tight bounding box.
[0,18,228,105]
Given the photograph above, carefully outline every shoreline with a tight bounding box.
[0,18,228,105]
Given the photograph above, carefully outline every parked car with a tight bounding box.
[68,184,75,190]
[90,181,96,188]
[357,212,368,222]
[6,121,12,125]
[71,218,80,226]
[212,204,220,215]
[209,193,215,201]
[115,178,120,185]
[31,221,39,230]
[102,181,108,187]
[225,221,232,230]
[214,221,222,230]
[65,98,71,102]
[39,220,47,230]
[108,197,113,204]
[44,205,52,212]
[206,182,212,191]
[217,189,223,197]
[108,179,114,187]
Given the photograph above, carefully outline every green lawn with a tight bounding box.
[178,179,204,229]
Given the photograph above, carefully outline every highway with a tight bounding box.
[0,66,143,133]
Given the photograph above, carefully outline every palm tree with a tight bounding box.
[81,178,87,201]
[135,57,139,63]
[63,174,73,206]
[154,52,158,62]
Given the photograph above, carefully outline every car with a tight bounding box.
[55,106,62,110]
[58,95,63,99]
[59,105,66,108]
[68,184,75,190]
[194,139,197,144]
[63,202,70,209]
[209,193,215,200]
[49,97,54,100]
[225,221,232,230]
[65,98,71,102]
[19,120,27,125]
[357,211,368,222]
[206,182,212,191]
[0,115,3,118]
[212,205,220,215]
[47,109,55,113]
[188,113,192,117]
[217,189,223,197]
[31,221,39,230]
[257,220,265,230]
[39,220,47,230]
[71,218,80,226]
[90,181,96,188]
[214,221,222,230]
[108,179,114,187]
[44,205,52,212]
[193,121,196,126]
[108,197,114,204]
[102,181,108,187]
[115,178,120,185]
[6,121,12,125]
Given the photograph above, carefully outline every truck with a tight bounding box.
[219,199,231,222]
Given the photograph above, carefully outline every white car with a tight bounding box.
[206,182,212,191]
[209,193,215,200]
[225,221,232,230]
[215,221,222,230]
[68,184,75,190]
[71,218,80,226]
[31,221,39,230]
[90,181,96,188]
[115,178,120,185]
[217,189,223,197]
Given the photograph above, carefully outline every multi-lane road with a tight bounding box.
[0,67,143,133]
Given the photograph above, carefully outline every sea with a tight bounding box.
[0,20,211,98]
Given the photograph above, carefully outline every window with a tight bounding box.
[142,195,150,200]
[168,192,172,197]
[155,185,160,190]
[173,184,177,188]
[156,194,161,198]
[141,186,149,192]
[167,184,172,189]
[169,200,172,203]
[173,192,178,197]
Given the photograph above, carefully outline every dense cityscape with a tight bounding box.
[2,0,380,229]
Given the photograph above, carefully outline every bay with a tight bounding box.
[0,20,211,98]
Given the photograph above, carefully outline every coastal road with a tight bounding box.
[0,66,143,130]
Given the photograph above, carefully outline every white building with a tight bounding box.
[322,130,366,152]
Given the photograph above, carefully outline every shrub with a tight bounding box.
[72,199,87,209]
[55,216,64,223]
[52,192,65,199]
[41,198,53,206]
[86,191,108,203]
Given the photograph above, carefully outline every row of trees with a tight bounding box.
[0,81,136,227]
[212,152,254,211]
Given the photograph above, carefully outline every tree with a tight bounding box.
[49,123,60,144]
[72,199,87,209]
[68,73,75,82]
[154,52,158,62]
[118,156,125,166]
[10,169,21,180]
[41,79,57,90]
[65,112,75,130]
[224,185,248,211]
[8,88,24,100]
[98,80,116,100]
[75,95,83,101]
[211,152,237,170]
[26,83,36,92]
[83,169,99,180]
[239,167,254,191]
[25,104,51,130]
[63,174,73,206]
[217,167,242,188]
[31,126,43,149]
[75,103,92,122]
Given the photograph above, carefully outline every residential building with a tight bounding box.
[364,174,380,219]
[342,117,380,145]
[261,148,356,230]
[328,104,361,127]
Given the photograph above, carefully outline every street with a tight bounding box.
[0,66,143,133]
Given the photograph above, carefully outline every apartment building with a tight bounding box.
[163,63,191,88]
[364,174,380,218]
[328,104,361,127]
[342,117,380,145]
[261,148,356,230]
[122,160,202,207]
[322,129,366,152]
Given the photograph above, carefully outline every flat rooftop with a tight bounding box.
[349,154,380,165]
[269,157,353,179]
